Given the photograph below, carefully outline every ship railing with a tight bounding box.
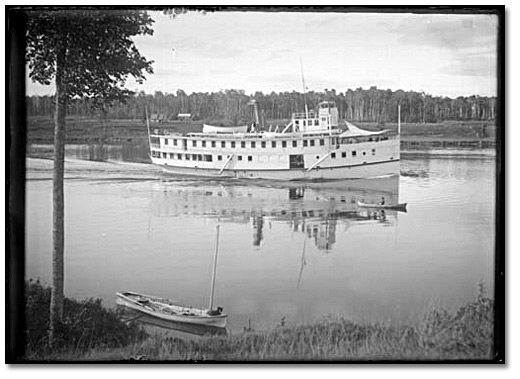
[292,111,317,120]
[150,130,183,137]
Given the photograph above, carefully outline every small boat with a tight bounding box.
[117,306,227,336]
[357,201,407,211]
[117,223,227,328]
[116,291,227,328]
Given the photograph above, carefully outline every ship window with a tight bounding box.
[341,151,346,158]
[315,120,319,126]
[372,149,376,155]
[241,141,246,148]
[272,141,276,148]
[316,155,319,159]
[310,140,315,147]
[173,139,177,146]
[292,140,297,147]
[363,151,366,156]
[177,154,182,159]
[164,139,168,145]
[238,155,243,161]
[320,139,325,146]
[202,140,206,147]
[211,141,216,148]
[289,154,305,169]
[221,141,226,148]
[248,155,253,162]
[251,141,256,148]
[331,152,336,159]
[192,154,197,160]
[321,117,327,122]
[205,155,213,162]
[302,120,306,126]
[261,141,266,148]
[192,140,197,147]
[303,140,308,147]
[198,154,203,160]
[162,152,167,158]
[295,120,299,125]
[352,151,357,157]
[185,154,190,160]
[231,141,236,148]
[217,155,222,161]
[169,153,174,159]
[282,141,287,148]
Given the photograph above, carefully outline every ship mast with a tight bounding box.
[300,57,309,122]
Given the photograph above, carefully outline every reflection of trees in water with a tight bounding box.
[150,179,399,250]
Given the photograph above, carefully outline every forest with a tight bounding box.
[26,86,497,125]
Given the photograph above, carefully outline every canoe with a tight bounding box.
[115,291,228,328]
[357,201,407,211]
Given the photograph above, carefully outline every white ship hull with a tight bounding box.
[153,157,400,180]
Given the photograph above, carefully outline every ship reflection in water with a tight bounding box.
[150,175,401,251]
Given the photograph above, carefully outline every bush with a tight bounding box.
[24,280,147,357]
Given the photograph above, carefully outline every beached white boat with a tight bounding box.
[148,101,401,180]
[117,224,227,328]
[115,291,227,328]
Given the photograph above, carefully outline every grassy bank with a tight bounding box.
[21,281,494,361]
[22,280,148,361]
[26,116,495,145]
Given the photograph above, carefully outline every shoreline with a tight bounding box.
[22,280,495,361]
[26,142,496,164]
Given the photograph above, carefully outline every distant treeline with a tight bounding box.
[26,87,496,124]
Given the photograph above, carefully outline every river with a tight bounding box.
[25,154,496,334]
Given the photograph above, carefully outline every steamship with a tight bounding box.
[148,101,400,180]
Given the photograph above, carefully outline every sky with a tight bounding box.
[25,9,499,99]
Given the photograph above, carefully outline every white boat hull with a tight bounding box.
[116,292,228,328]
[154,159,400,181]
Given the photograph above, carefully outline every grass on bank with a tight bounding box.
[20,280,495,361]
[22,279,147,360]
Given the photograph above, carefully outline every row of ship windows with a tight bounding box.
[293,119,323,126]
[161,138,327,148]
[152,149,377,161]
[157,136,389,148]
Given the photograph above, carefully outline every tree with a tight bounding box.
[25,9,154,344]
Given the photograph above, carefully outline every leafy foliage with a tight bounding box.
[27,88,497,124]
[26,9,154,106]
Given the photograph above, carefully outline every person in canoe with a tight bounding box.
[378,197,385,205]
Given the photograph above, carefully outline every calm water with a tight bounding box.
[26,155,496,333]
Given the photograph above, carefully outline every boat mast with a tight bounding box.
[208,222,220,310]
[300,57,309,124]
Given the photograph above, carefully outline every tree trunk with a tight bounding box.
[49,48,67,345]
